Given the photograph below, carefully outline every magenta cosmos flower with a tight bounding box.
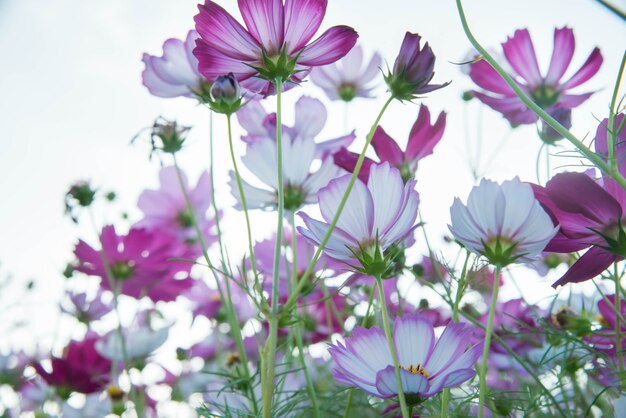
[310,44,382,101]
[142,30,209,100]
[193,0,358,96]
[385,32,449,101]
[469,27,602,135]
[136,166,217,250]
[34,334,111,395]
[334,104,445,183]
[298,162,419,275]
[533,114,626,286]
[449,177,558,266]
[74,225,194,302]
[329,314,482,401]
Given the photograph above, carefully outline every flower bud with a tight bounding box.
[209,73,243,114]
[64,181,97,223]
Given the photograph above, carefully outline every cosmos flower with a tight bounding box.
[74,225,194,302]
[328,314,482,400]
[230,97,354,211]
[136,166,217,250]
[449,177,558,266]
[193,0,358,96]
[385,32,449,100]
[310,44,382,101]
[298,162,419,276]
[142,30,209,100]
[533,114,626,286]
[468,27,602,138]
[34,334,111,395]
[60,289,113,324]
[334,104,446,182]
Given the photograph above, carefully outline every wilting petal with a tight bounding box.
[552,247,618,287]
[298,26,359,66]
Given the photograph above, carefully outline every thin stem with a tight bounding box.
[171,154,256,411]
[261,76,285,418]
[375,274,409,418]
[478,264,501,418]
[283,96,394,313]
[608,52,626,176]
[440,389,449,418]
[226,114,264,309]
[343,389,355,418]
[455,0,626,191]
[290,211,321,418]
[595,0,626,21]
[615,263,624,385]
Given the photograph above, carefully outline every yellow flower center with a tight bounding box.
[400,362,430,378]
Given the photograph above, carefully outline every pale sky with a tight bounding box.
[1,0,625,352]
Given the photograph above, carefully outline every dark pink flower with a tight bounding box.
[334,104,445,182]
[469,27,602,135]
[534,114,626,286]
[34,334,111,395]
[385,32,449,101]
[193,0,358,96]
[74,225,194,302]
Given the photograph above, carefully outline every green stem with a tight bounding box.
[478,265,501,418]
[440,389,449,418]
[615,263,624,386]
[455,0,626,191]
[226,114,264,310]
[375,274,410,418]
[608,52,626,181]
[261,76,285,418]
[290,211,321,418]
[343,389,355,418]
[171,154,256,411]
[283,96,394,313]
[595,0,626,21]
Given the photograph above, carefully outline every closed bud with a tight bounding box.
[209,73,243,114]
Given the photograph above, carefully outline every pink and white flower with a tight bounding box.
[298,162,419,273]
[449,177,558,266]
[328,314,482,399]
[310,44,382,101]
[142,30,208,99]
[193,0,358,96]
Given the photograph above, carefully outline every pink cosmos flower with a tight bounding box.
[385,32,449,101]
[136,166,217,251]
[60,289,113,324]
[533,114,626,286]
[468,27,602,132]
[193,0,358,96]
[334,104,445,182]
[329,314,482,400]
[298,162,419,275]
[310,44,382,101]
[142,30,208,99]
[230,97,354,211]
[74,225,194,302]
[449,177,558,266]
[34,334,111,394]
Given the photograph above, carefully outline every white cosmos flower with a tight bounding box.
[449,177,558,265]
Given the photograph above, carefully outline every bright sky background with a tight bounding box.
[1,0,625,355]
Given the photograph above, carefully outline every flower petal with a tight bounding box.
[294,96,327,139]
[375,365,430,398]
[561,47,603,90]
[553,247,619,287]
[545,27,575,85]
[501,29,542,86]
[393,314,435,368]
[371,126,403,166]
[298,26,359,67]
[283,0,327,54]
[238,0,284,53]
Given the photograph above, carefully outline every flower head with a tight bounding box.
[193,0,358,96]
[136,166,217,251]
[298,162,419,276]
[209,73,244,113]
[468,27,602,140]
[329,314,482,401]
[34,334,111,395]
[334,104,445,183]
[310,44,382,101]
[449,177,558,266]
[533,114,626,286]
[230,97,354,211]
[142,30,210,100]
[74,225,194,302]
[385,32,449,101]
[60,289,113,324]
